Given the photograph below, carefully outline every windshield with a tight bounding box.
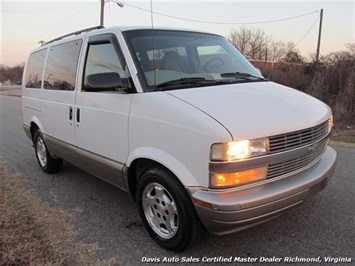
[124,29,265,91]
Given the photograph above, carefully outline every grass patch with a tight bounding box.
[332,136,355,144]
[0,161,119,265]
[332,129,355,144]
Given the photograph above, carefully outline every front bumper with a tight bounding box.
[190,146,337,235]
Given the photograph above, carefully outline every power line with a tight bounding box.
[121,1,319,25]
[4,1,57,32]
[291,14,320,50]
[3,2,95,47]
[120,2,320,54]
[107,2,115,25]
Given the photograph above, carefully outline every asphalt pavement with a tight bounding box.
[0,85,22,97]
[1,91,354,265]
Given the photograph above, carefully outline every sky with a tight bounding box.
[1,0,354,67]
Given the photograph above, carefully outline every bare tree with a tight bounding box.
[228,27,251,56]
[269,41,287,62]
[282,41,304,63]
[0,63,25,83]
[228,27,309,63]
[248,28,272,60]
[228,27,272,61]
[345,43,355,56]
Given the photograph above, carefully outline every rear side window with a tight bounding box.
[44,40,82,91]
[25,49,47,88]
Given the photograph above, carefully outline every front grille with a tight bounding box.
[267,139,327,179]
[269,120,329,154]
[208,119,331,184]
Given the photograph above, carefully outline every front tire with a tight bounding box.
[137,166,204,251]
[34,131,63,173]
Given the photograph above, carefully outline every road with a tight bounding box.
[1,92,354,265]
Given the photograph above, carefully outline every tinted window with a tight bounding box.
[83,41,130,91]
[84,42,127,78]
[25,49,47,88]
[44,40,82,91]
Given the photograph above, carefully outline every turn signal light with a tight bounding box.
[210,165,268,188]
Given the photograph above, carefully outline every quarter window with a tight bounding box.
[44,40,82,91]
[25,49,47,88]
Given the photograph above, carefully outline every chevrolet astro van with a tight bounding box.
[22,26,337,251]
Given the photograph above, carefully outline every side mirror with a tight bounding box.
[255,68,262,75]
[84,72,130,92]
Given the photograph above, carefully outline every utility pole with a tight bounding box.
[100,0,105,27]
[316,9,323,63]
[100,0,124,27]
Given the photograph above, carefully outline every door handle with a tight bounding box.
[69,107,73,121]
[76,108,80,123]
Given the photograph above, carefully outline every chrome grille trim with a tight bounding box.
[267,138,327,179]
[269,120,329,154]
[209,120,331,184]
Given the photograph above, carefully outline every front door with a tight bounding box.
[75,34,133,187]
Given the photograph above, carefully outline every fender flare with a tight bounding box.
[126,147,199,187]
[29,116,45,136]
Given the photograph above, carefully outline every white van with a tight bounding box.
[22,26,337,251]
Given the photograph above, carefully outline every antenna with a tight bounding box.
[150,0,157,88]
[150,0,154,28]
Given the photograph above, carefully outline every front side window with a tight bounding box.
[84,42,126,78]
[83,40,130,92]
[124,30,265,92]
[44,40,82,91]
[25,49,47,88]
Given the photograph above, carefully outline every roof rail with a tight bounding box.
[44,26,104,45]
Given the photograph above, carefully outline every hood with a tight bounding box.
[166,81,331,140]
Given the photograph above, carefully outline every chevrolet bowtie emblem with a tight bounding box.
[308,143,318,152]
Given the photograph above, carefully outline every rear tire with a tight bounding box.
[34,130,63,173]
[136,166,204,251]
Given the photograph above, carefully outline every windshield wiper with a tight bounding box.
[156,77,221,91]
[221,72,267,81]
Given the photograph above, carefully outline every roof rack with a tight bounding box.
[44,26,104,45]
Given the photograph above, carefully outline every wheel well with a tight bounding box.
[127,158,181,202]
[30,122,39,142]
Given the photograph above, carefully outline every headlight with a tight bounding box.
[210,138,269,161]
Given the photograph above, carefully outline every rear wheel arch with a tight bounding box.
[30,122,40,142]
[33,129,63,173]
[29,118,45,143]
